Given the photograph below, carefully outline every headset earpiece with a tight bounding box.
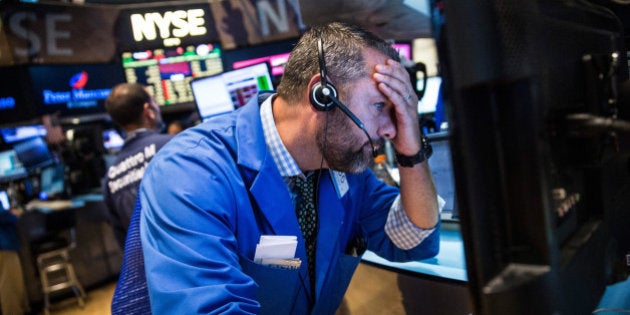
[310,81,338,111]
[310,30,338,111]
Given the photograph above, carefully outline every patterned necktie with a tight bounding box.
[293,171,319,295]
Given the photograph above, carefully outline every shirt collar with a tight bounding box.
[124,128,152,142]
[260,94,303,179]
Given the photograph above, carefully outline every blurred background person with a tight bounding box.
[102,83,174,249]
[0,191,30,315]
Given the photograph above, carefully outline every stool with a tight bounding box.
[35,231,86,315]
[29,207,86,315]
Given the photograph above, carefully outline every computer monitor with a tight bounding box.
[417,76,442,114]
[0,149,27,182]
[192,63,274,122]
[442,1,629,313]
[426,132,458,220]
[0,190,10,211]
[226,40,410,80]
[222,63,274,108]
[39,163,66,200]
[121,43,224,108]
[12,137,54,172]
[0,124,47,145]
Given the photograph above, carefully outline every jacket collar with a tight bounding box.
[234,93,302,237]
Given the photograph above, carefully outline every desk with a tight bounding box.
[17,195,122,305]
[361,224,467,282]
[342,222,472,314]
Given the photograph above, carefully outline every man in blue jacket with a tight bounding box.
[139,22,440,314]
[0,192,30,315]
[103,83,173,249]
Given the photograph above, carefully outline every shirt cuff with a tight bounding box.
[384,195,444,250]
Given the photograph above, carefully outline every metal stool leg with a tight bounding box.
[65,260,86,307]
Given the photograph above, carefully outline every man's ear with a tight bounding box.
[144,102,156,121]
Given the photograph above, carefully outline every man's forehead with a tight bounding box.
[362,47,390,68]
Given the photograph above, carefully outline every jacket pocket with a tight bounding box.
[239,255,302,315]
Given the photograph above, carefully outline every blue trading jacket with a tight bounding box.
[139,93,440,314]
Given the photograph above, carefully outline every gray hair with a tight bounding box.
[276,22,400,104]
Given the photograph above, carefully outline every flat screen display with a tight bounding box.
[39,163,66,200]
[418,76,442,114]
[426,133,458,220]
[121,43,224,107]
[28,64,125,117]
[222,38,413,94]
[0,125,47,144]
[0,150,27,182]
[192,63,274,122]
[12,137,54,171]
[0,190,9,211]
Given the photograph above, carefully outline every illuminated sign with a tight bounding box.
[0,97,16,110]
[130,9,207,47]
[42,70,111,109]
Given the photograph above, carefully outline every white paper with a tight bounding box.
[253,235,298,263]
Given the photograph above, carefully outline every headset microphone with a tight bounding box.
[325,91,377,158]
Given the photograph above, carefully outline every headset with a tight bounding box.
[309,31,377,157]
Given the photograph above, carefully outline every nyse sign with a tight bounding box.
[0,1,301,64]
[0,3,118,64]
[117,4,217,50]
[131,9,207,47]
[8,12,73,58]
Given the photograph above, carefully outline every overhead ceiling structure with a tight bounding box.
[298,0,433,40]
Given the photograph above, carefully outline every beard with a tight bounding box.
[316,109,374,174]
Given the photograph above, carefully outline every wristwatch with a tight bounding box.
[395,135,433,167]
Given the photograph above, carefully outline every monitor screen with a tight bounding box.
[418,76,442,114]
[191,74,233,120]
[0,125,47,144]
[0,150,27,182]
[102,128,125,151]
[28,63,126,117]
[121,43,224,107]
[39,163,66,200]
[426,132,458,220]
[0,190,9,211]
[192,63,274,122]
[12,137,54,171]
[222,63,274,108]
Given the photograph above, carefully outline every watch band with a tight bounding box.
[395,136,433,167]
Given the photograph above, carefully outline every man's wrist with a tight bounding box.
[395,136,433,167]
